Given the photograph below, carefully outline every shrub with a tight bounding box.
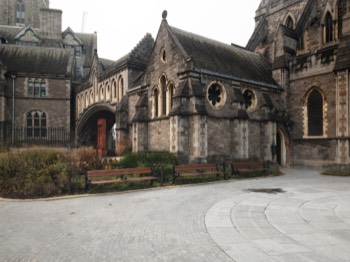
[118,151,177,182]
[322,166,350,177]
[0,147,105,198]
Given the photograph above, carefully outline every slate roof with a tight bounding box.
[99,33,154,79]
[75,32,97,67]
[0,25,23,44]
[169,26,279,89]
[0,45,73,76]
[334,34,350,71]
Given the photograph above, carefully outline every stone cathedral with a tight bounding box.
[1,0,350,166]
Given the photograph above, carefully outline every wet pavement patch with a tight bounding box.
[245,188,285,194]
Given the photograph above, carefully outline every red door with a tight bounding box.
[97,118,107,156]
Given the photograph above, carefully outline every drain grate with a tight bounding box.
[245,188,285,194]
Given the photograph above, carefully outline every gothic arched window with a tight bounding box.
[160,76,167,116]
[324,12,333,43]
[153,88,159,118]
[112,80,117,101]
[118,77,124,103]
[286,16,294,29]
[307,89,323,136]
[168,83,175,112]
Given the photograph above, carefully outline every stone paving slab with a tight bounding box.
[0,168,350,261]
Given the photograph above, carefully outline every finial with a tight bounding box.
[162,10,167,20]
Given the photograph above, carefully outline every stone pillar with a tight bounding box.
[170,116,189,163]
[132,122,148,152]
[189,115,208,163]
[233,120,249,160]
[261,121,276,161]
[335,70,350,164]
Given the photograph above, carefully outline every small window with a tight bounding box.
[207,82,226,109]
[286,16,294,29]
[161,48,166,63]
[118,77,124,102]
[160,76,167,115]
[153,89,159,118]
[298,32,305,51]
[28,80,33,97]
[27,110,47,138]
[34,81,40,97]
[307,89,323,136]
[243,89,257,111]
[113,81,117,100]
[75,46,82,56]
[324,12,333,43]
[16,1,25,24]
[40,81,46,97]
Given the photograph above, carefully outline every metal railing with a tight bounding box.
[0,122,72,147]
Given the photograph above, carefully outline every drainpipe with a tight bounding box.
[10,72,17,145]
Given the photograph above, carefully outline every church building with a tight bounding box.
[1,0,350,167]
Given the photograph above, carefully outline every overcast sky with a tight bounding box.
[50,0,261,61]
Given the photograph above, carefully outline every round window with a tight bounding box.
[242,89,257,111]
[207,82,226,109]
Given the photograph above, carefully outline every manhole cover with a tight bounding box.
[245,188,285,194]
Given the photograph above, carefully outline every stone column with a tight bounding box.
[170,116,190,163]
[335,70,350,164]
[189,115,208,163]
[261,121,276,161]
[132,122,148,152]
[233,120,249,160]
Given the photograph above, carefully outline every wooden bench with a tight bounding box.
[84,167,157,190]
[231,161,268,177]
[172,163,222,184]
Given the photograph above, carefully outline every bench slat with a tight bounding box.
[177,172,220,178]
[173,163,221,184]
[85,167,156,190]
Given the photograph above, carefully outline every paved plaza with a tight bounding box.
[1,168,350,261]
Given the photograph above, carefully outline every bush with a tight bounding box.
[118,151,177,182]
[322,166,350,177]
[0,147,105,198]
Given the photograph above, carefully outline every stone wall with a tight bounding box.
[7,76,71,130]
[0,0,49,27]
[147,119,170,152]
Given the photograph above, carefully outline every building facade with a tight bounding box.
[0,0,97,146]
[248,0,350,165]
[2,0,350,166]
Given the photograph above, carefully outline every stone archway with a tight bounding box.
[76,106,116,155]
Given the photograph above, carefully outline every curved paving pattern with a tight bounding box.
[1,168,350,261]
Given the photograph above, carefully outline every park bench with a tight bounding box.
[172,163,222,184]
[84,167,157,190]
[231,161,268,177]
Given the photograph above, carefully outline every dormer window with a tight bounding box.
[15,28,40,47]
[16,1,25,25]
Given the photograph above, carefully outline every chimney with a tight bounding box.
[40,8,62,39]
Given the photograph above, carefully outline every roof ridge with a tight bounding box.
[170,25,256,56]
